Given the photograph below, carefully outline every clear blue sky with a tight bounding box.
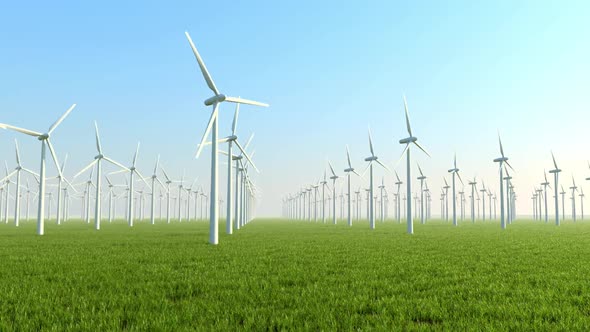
[1,1,589,217]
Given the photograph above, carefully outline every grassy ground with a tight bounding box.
[1,218,590,330]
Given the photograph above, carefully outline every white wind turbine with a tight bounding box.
[110,143,150,227]
[363,128,390,229]
[448,154,464,226]
[540,170,551,224]
[493,135,513,230]
[344,145,361,227]
[1,140,39,227]
[398,96,429,234]
[185,31,268,245]
[0,104,76,235]
[327,160,340,225]
[416,164,427,224]
[149,156,165,225]
[74,122,128,230]
[570,177,578,222]
[394,171,403,223]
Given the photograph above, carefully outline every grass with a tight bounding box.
[1,218,590,330]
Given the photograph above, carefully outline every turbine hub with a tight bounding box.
[38,133,49,140]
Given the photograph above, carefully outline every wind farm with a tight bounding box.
[2,1,590,330]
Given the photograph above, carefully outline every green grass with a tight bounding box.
[1,218,590,330]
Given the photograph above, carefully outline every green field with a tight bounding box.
[1,218,590,330]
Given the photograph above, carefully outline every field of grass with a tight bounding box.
[1,218,590,330]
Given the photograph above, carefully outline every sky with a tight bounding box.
[1,1,590,218]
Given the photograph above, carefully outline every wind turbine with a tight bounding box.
[448,154,464,226]
[443,178,451,222]
[540,170,551,224]
[571,177,578,222]
[363,128,390,229]
[74,122,128,230]
[468,177,477,223]
[493,134,513,230]
[1,140,39,227]
[0,104,76,235]
[479,181,487,222]
[398,95,429,234]
[560,185,566,221]
[185,31,268,245]
[394,171,403,223]
[580,188,585,220]
[344,145,360,226]
[110,143,150,227]
[149,156,165,225]
[327,161,340,225]
[416,164,427,225]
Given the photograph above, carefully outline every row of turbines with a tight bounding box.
[0,31,269,245]
[283,97,588,233]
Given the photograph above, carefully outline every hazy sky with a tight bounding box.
[1,1,589,217]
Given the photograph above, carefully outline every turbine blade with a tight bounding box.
[104,156,130,172]
[224,96,269,108]
[375,159,391,173]
[14,139,21,166]
[413,141,430,157]
[368,128,375,157]
[360,162,371,178]
[135,169,151,188]
[396,144,410,166]
[161,167,171,182]
[394,170,401,182]
[61,154,68,173]
[403,94,413,137]
[195,104,219,158]
[94,121,103,154]
[108,169,128,176]
[346,145,352,168]
[154,155,160,174]
[48,104,76,135]
[243,133,255,151]
[551,152,558,170]
[505,160,515,171]
[498,133,505,158]
[457,172,464,185]
[417,163,424,177]
[0,123,42,137]
[328,160,337,177]
[234,140,259,173]
[454,153,457,169]
[231,103,240,135]
[184,31,219,95]
[46,140,63,178]
[132,142,140,167]
[73,159,99,179]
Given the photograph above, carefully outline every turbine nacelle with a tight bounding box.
[448,168,459,173]
[549,169,562,174]
[37,133,49,141]
[364,156,378,162]
[399,136,417,144]
[344,168,355,173]
[493,157,508,163]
